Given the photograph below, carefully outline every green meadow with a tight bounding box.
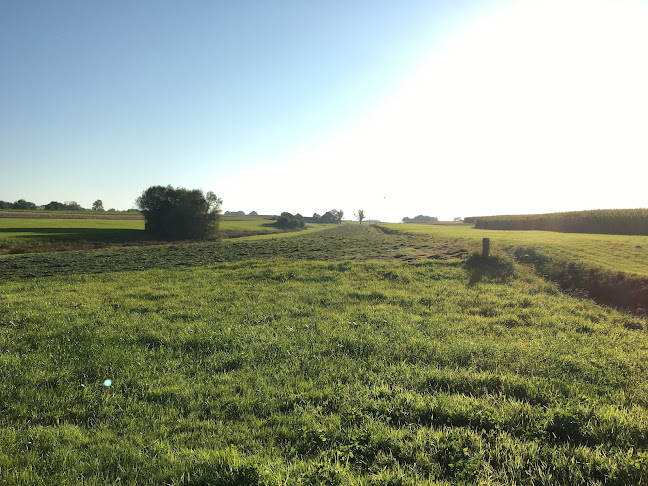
[386,224,648,277]
[0,218,146,245]
[220,220,339,240]
[0,216,335,254]
[220,219,282,237]
[1,225,647,484]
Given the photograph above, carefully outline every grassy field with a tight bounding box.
[220,220,339,239]
[386,224,648,277]
[0,218,281,245]
[0,210,142,218]
[0,225,465,279]
[383,224,648,313]
[1,225,648,484]
[0,218,147,245]
[0,216,336,254]
[232,224,341,241]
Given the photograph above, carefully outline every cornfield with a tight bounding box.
[474,209,648,235]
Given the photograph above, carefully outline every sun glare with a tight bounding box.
[221,0,648,221]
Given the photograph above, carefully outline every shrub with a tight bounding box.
[275,212,305,230]
[136,185,222,240]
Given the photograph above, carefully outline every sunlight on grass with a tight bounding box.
[386,223,648,276]
[0,218,145,243]
[234,224,339,240]
[1,254,647,484]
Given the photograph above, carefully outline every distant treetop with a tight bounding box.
[402,215,439,223]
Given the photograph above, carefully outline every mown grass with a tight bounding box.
[1,246,648,484]
[220,219,282,237]
[0,218,146,244]
[220,220,338,240]
[0,218,284,245]
[0,217,336,255]
[0,226,465,280]
[234,224,341,241]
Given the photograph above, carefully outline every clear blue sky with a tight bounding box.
[2,0,647,221]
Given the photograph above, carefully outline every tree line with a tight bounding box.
[5,185,365,241]
[224,210,258,216]
[402,215,438,223]
[274,209,350,229]
[135,185,355,239]
[0,199,109,211]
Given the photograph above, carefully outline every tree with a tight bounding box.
[354,209,365,224]
[136,185,222,240]
[44,201,64,211]
[44,201,86,211]
[402,215,438,223]
[275,212,305,230]
[312,213,321,220]
[13,199,36,210]
[331,209,344,224]
[454,217,463,222]
[65,201,83,211]
[92,200,105,211]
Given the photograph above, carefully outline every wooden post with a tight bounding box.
[482,238,490,258]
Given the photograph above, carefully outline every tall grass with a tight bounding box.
[475,209,648,235]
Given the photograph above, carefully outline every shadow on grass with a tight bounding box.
[465,252,516,285]
[0,227,149,243]
[512,245,648,315]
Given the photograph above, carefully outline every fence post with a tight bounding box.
[482,238,490,258]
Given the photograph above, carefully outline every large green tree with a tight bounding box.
[12,199,36,210]
[136,185,222,240]
[275,212,305,230]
